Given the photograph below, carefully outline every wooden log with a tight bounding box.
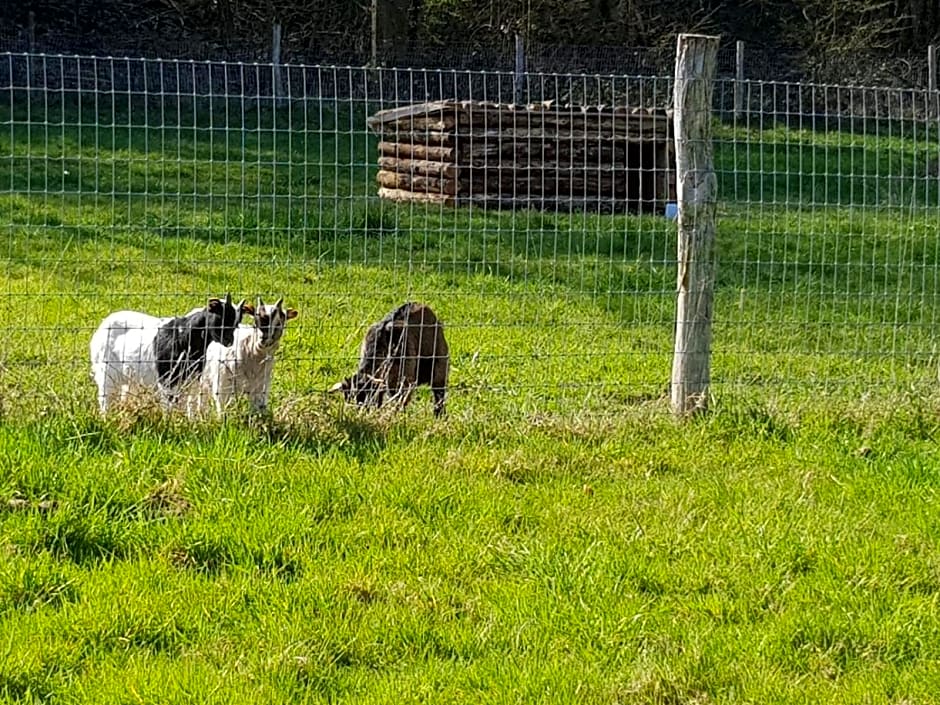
[385,114,461,132]
[371,130,455,146]
[458,127,669,142]
[459,166,638,184]
[377,156,459,179]
[367,100,459,130]
[376,170,458,195]
[457,134,669,148]
[377,141,456,162]
[670,33,719,417]
[469,162,643,174]
[453,193,639,212]
[368,101,672,138]
[375,142,646,172]
[456,108,671,137]
[457,149,645,173]
[458,140,634,167]
[378,186,455,205]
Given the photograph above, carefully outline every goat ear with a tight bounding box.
[274,297,284,310]
[285,308,298,320]
[235,299,248,315]
[329,379,349,393]
[257,296,265,310]
[207,297,223,313]
[223,292,232,307]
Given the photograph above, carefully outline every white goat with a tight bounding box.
[90,294,245,414]
[195,297,298,416]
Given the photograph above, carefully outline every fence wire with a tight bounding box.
[1,52,939,416]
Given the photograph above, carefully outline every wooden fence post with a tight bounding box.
[371,0,410,67]
[929,45,937,93]
[929,45,937,118]
[514,33,526,105]
[272,22,285,103]
[28,11,36,52]
[370,0,378,67]
[671,33,719,416]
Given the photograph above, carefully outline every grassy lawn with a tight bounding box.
[3,399,940,703]
[2,82,940,703]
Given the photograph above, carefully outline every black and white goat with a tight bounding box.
[90,294,246,414]
[194,297,298,416]
[330,301,449,417]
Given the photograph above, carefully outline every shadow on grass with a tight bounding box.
[29,508,140,564]
[0,667,64,703]
[0,557,78,614]
[168,531,303,581]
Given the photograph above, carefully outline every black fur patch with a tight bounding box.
[154,300,243,395]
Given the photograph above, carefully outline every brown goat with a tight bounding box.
[331,302,449,417]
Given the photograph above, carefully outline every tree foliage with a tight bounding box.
[4,0,939,64]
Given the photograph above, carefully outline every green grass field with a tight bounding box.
[3,81,940,703]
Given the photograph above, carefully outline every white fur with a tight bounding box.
[194,300,297,416]
[89,310,172,413]
[90,298,242,415]
[196,326,277,415]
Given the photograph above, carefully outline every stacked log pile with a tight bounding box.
[366,100,675,213]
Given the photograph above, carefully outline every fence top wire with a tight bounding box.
[2,50,937,107]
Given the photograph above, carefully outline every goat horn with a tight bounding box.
[274,297,284,310]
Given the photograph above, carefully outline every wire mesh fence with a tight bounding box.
[2,51,939,417]
[712,77,940,401]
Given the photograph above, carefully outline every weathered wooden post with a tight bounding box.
[371,0,410,66]
[670,33,719,416]
[272,22,285,104]
[929,45,937,93]
[513,33,526,105]
[28,11,36,52]
[370,0,379,67]
[733,40,745,122]
[929,45,937,118]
